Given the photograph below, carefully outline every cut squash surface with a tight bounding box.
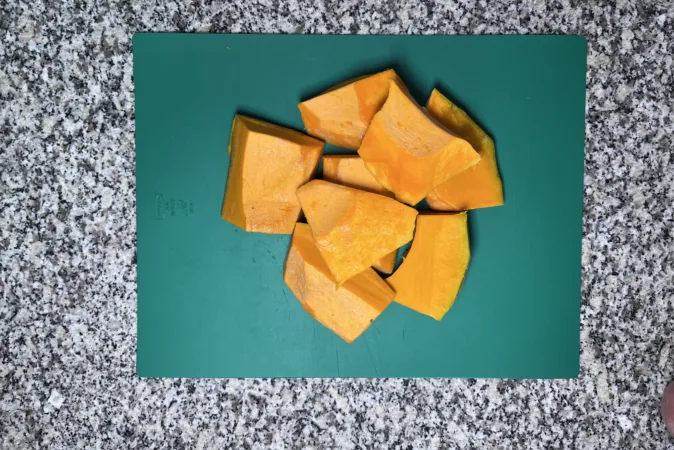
[221,115,323,234]
[358,80,481,206]
[322,155,396,274]
[322,155,393,197]
[425,89,504,210]
[284,223,394,343]
[297,180,417,283]
[298,69,402,150]
[387,212,470,320]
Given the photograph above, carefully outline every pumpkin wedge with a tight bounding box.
[322,155,396,274]
[297,180,417,284]
[387,213,470,320]
[298,69,402,150]
[221,115,323,234]
[358,80,481,206]
[425,89,504,210]
[284,223,395,343]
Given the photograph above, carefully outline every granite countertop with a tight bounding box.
[1,1,673,448]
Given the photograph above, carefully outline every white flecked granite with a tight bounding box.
[1,1,674,448]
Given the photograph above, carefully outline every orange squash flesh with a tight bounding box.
[387,213,470,320]
[221,115,324,234]
[358,80,481,206]
[425,89,504,210]
[298,69,402,150]
[284,223,395,343]
[322,155,396,274]
[322,155,394,197]
[296,180,417,284]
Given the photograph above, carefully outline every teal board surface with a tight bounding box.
[134,34,586,378]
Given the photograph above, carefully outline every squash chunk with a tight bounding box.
[322,155,396,274]
[298,69,402,150]
[284,223,395,343]
[387,213,470,320]
[358,80,481,205]
[425,89,504,210]
[297,180,417,284]
[221,115,324,234]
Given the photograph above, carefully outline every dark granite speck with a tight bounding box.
[1,1,674,448]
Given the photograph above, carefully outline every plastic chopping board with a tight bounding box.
[134,34,586,378]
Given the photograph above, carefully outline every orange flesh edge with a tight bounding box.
[297,180,417,283]
[298,69,402,150]
[387,213,470,320]
[425,89,504,211]
[221,115,323,234]
[322,155,397,273]
[284,223,395,343]
[358,80,481,205]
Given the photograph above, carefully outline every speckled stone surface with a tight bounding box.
[1,1,673,448]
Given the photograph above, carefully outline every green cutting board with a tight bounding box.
[134,34,586,378]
